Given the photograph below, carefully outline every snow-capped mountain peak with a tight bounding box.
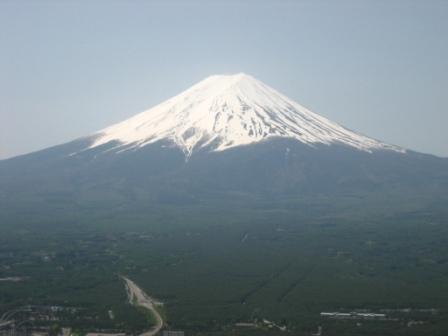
[89,73,403,156]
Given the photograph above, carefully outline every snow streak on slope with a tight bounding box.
[89,73,403,156]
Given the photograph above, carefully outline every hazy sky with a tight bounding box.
[1,0,447,159]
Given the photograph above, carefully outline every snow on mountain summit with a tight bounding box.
[89,73,403,156]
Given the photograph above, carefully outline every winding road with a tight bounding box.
[122,277,164,336]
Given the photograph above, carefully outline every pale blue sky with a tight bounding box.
[1,0,447,159]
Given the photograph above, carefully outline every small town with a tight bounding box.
[0,278,182,336]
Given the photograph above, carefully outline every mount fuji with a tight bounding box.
[0,74,447,213]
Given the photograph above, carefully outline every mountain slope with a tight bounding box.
[0,73,446,215]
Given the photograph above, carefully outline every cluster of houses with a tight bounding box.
[234,319,287,332]
[161,331,184,336]
[320,311,387,320]
[0,325,185,336]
